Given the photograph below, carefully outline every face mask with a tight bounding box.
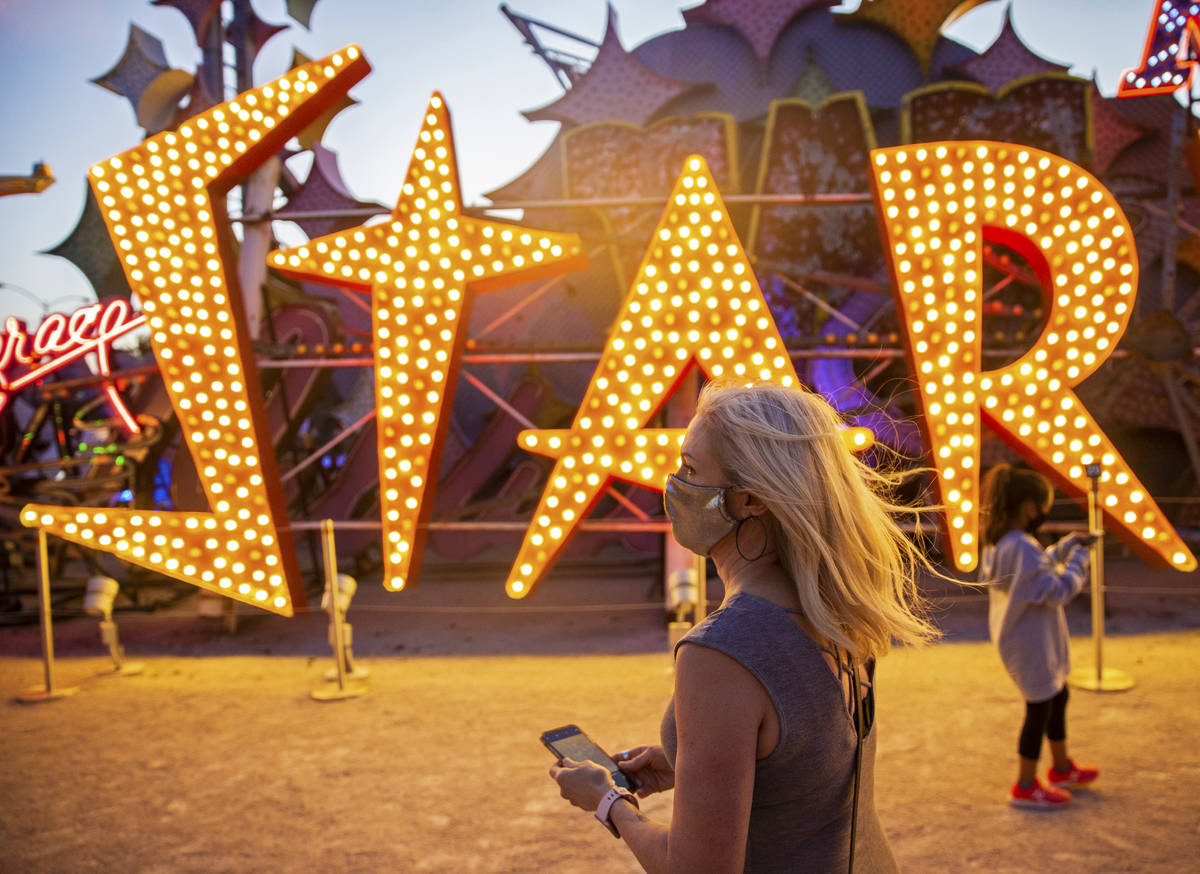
[664,474,738,556]
[1026,510,1047,534]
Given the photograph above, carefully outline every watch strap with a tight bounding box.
[594,786,638,837]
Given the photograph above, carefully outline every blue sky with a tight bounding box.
[0,0,1156,325]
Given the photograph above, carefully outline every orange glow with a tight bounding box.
[870,141,1195,572]
[270,93,586,592]
[19,47,373,615]
[1118,0,1200,97]
[506,155,874,598]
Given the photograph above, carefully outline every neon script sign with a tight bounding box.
[1,298,146,433]
[18,46,1197,618]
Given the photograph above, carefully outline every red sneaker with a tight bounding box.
[1010,779,1072,810]
[1047,759,1099,789]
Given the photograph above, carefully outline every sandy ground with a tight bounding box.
[1,556,1199,873]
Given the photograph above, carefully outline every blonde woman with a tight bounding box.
[550,381,936,873]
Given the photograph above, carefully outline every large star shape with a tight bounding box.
[505,155,872,598]
[270,93,586,591]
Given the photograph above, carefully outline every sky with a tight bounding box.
[0,0,1157,326]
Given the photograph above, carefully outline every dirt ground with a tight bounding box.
[1,555,1199,873]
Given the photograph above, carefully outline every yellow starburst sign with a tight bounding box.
[270,93,586,592]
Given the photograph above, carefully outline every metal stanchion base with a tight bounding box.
[95,662,146,678]
[323,665,369,682]
[15,684,81,704]
[310,681,371,702]
[1068,666,1135,692]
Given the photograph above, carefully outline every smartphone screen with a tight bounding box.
[541,724,636,792]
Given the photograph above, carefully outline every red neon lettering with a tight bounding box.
[0,299,146,430]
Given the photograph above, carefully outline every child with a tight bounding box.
[979,463,1099,810]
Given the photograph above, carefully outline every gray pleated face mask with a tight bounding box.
[663,474,738,556]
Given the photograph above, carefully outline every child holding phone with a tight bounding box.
[979,463,1100,810]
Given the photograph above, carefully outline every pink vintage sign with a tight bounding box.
[0,297,146,432]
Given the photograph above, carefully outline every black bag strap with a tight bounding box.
[848,657,864,874]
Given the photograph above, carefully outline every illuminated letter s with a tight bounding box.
[20,49,373,614]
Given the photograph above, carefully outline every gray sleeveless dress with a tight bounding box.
[661,592,899,873]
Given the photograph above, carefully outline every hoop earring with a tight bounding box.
[735,515,767,562]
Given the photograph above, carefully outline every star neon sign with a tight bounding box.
[269,93,586,592]
[870,141,1195,572]
[505,155,874,598]
[20,47,373,615]
[16,41,1195,614]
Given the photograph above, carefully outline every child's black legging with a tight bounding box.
[1019,685,1069,760]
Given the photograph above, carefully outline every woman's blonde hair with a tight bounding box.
[693,380,938,662]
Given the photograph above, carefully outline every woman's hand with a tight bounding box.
[616,745,675,797]
[549,757,614,811]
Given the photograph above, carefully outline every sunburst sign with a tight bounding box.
[270,94,586,592]
[20,48,372,615]
[505,155,873,598]
[870,141,1195,572]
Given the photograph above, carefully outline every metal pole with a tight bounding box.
[311,520,368,701]
[1068,465,1133,692]
[1159,103,1186,315]
[325,520,348,689]
[1088,474,1104,687]
[15,530,79,702]
[38,529,54,692]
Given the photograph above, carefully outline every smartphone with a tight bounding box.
[540,724,637,792]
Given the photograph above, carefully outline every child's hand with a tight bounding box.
[1067,532,1098,549]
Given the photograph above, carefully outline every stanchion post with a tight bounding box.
[15,529,80,703]
[1089,470,1104,686]
[326,520,349,689]
[1068,463,1134,692]
[311,519,369,702]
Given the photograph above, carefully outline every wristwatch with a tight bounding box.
[595,786,639,837]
